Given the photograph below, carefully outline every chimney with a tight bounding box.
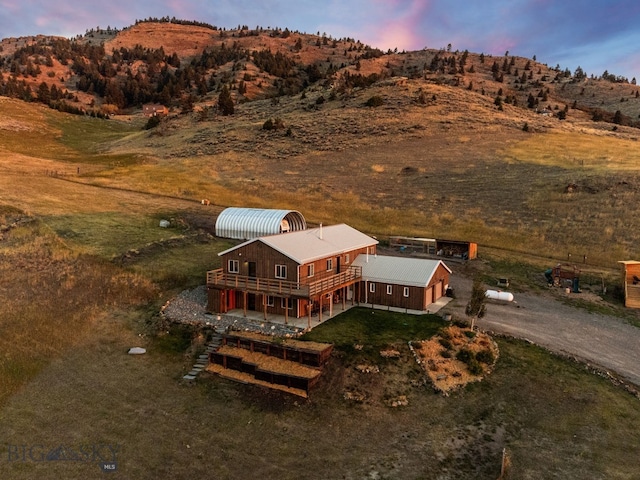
[319,223,323,240]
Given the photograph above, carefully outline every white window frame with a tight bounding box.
[228,259,239,273]
[281,297,293,310]
[307,264,315,277]
[403,287,410,297]
[369,283,376,293]
[386,285,393,295]
[275,264,287,279]
[345,254,350,264]
[326,258,333,271]
[265,296,274,307]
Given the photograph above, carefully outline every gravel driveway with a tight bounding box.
[446,275,640,388]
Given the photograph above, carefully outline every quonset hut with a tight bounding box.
[215,207,307,240]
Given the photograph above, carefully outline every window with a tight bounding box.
[345,254,350,264]
[326,258,333,271]
[387,285,393,295]
[403,287,410,297]
[307,264,315,277]
[275,264,287,279]
[265,296,274,307]
[369,283,376,293]
[281,297,293,309]
[228,259,239,273]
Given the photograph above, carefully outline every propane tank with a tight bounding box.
[485,290,514,302]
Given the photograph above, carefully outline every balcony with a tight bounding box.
[207,266,362,298]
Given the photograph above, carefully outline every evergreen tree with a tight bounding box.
[218,84,234,115]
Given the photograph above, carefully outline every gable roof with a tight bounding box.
[219,224,378,264]
[352,254,452,287]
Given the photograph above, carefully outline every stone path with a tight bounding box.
[182,329,224,381]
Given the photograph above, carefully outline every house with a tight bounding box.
[206,221,454,324]
[352,255,451,311]
[142,104,168,117]
[207,224,378,324]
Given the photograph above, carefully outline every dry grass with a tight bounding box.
[1,63,640,478]
[0,218,157,404]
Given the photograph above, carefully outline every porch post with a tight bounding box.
[243,291,247,317]
[263,294,267,320]
[284,298,289,325]
[329,293,333,317]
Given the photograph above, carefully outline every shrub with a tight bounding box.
[456,348,474,364]
[467,359,483,375]
[263,118,285,130]
[476,349,495,365]
[453,318,470,329]
[365,95,384,107]
[144,115,161,130]
[438,338,452,350]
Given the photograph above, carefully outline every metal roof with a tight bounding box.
[215,207,307,240]
[352,255,452,287]
[218,224,378,264]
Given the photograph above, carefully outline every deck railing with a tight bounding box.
[206,266,362,298]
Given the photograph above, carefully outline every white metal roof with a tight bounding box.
[352,254,452,287]
[215,207,306,240]
[219,224,378,264]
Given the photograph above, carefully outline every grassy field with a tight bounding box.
[1,88,640,478]
[0,307,638,479]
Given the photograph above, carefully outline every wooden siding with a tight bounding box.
[621,262,640,308]
[221,240,300,282]
[355,263,450,311]
[208,240,369,316]
[300,246,372,284]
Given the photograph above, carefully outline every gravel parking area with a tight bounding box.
[446,275,640,389]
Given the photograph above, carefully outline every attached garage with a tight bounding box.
[215,207,307,240]
[352,255,452,311]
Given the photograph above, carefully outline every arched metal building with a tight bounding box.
[215,207,307,240]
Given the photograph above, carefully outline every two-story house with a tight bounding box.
[207,224,378,324]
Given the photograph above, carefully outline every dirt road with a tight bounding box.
[446,275,640,387]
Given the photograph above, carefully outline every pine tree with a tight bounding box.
[218,85,234,115]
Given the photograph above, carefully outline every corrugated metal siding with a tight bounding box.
[215,207,306,240]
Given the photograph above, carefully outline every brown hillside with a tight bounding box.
[2,20,640,121]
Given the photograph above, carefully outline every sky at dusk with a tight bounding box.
[1,0,639,81]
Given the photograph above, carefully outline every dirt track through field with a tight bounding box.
[447,275,640,388]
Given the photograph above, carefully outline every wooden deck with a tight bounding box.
[206,266,362,298]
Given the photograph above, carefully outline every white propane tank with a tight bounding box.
[485,290,514,302]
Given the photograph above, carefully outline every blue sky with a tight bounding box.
[1,0,639,81]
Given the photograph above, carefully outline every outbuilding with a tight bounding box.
[215,207,307,240]
[619,260,640,308]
